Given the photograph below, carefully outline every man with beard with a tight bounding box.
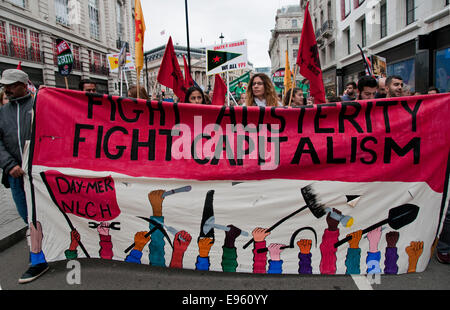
[385,75,404,98]
[341,82,357,101]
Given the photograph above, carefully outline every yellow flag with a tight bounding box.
[134,0,146,75]
[284,50,293,91]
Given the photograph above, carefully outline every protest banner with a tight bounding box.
[107,53,136,73]
[25,88,450,275]
[206,39,248,75]
[55,39,73,89]
[371,54,387,78]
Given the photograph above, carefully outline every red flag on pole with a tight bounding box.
[296,1,326,103]
[183,54,194,89]
[157,37,186,102]
[211,74,227,106]
[357,44,374,77]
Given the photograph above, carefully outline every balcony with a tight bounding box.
[0,41,43,63]
[315,28,323,45]
[321,20,334,38]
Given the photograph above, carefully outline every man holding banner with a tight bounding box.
[0,68,49,283]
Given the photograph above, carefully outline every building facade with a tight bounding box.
[335,0,450,94]
[0,0,135,95]
[305,0,338,97]
[268,4,303,87]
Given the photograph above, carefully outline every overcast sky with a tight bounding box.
[141,0,301,68]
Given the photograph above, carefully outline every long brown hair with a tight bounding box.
[245,73,279,107]
[128,85,149,99]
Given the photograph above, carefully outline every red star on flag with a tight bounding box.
[213,56,221,63]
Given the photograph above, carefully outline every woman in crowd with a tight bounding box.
[245,73,280,107]
[283,88,306,106]
[0,89,8,107]
[128,85,149,100]
[185,86,207,105]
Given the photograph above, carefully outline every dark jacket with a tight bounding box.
[0,93,33,187]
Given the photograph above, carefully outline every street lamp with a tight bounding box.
[219,33,224,44]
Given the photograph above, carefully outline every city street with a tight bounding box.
[0,236,449,292]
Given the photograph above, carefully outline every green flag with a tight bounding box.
[207,50,242,72]
[229,71,250,99]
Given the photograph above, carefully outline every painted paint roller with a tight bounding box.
[325,208,354,228]
[243,185,327,249]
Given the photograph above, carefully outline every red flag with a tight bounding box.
[296,1,326,103]
[211,74,227,106]
[157,37,186,102]
[17,61,22,70]
[183,54,194,89]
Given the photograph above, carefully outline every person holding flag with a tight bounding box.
[134,0,146,99]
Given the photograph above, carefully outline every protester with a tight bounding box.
[385,75,404,98]
[79,79,97,93]
[341,82,357,101]
[245,73,280,107]
[0,88,8,106]
[428,87,440,94]
[204,93,211,105]
[185,86,206,105]
[402,84,412,96]
[237,92,246,106]
[436,208,450,264]
[0,69,49,283]
[298,79,310,99]
[128,85,149,99]
[283,88,306,106]
[375,77,387,98]
[357,76,378,100]
[413,91,422,96]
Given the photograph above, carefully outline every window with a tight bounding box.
[116,1,123,40]
[55,0,70,26]
[361,18,366,47]
[345,28,350,55]
[292,19,298,28]
[406,0,415,25]
[9,24,27,60]
[29,31,41,62]
[293,49,298,59]
[72,44,81,70]
[89,0,100,40]
[8,0,25,8]
[292,37,298,45]
[380,2,387,38]
[345,0,352,17]
[0,21,8,56]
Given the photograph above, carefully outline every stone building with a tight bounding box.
[268,4,303,81]
[0,0,135,94]
[334,0,450,94]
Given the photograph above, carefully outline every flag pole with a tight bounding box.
[226,71,230,106]
[136,69,140,99]
[184,0,192,73]
[288,64,298,107]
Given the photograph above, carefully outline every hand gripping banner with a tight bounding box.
[25,88,450,275]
